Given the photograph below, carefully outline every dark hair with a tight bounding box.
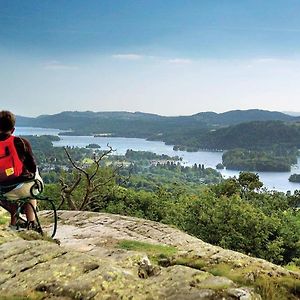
[0,110,16,132]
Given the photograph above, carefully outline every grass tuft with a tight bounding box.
[0,291,44,300]
[117,239,177,263]
[17,230,57,244]
[173,257,206,270]
[0,209,9,225]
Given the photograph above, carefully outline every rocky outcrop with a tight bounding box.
[0,210,299,299]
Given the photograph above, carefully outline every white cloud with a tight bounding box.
[112,54,143,60]
[44,60,78,70]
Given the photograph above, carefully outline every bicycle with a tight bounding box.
[0,182,58,238]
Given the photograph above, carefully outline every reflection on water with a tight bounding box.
[220,166,300,193]
[16,127,300,192]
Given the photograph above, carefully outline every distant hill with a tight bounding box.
[16,115,36,126]
[17,111,165,133]
[180,120,300,150]
[16,109,300,150]
[17,109,297,130]
[283,111,300,117]
[192,109,295,125]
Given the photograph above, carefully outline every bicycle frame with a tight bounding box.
[0,188,57,238]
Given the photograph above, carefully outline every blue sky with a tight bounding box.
[1,0,300,116]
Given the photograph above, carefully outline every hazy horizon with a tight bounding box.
[15,108,300,119]
[1,1,300,116]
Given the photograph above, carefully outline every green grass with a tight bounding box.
[17,230,58,244]
[0,216,8,225]
[206,266,300,299]
[254,276,294,300]
[0,297,36,300]
[170,254,300,300]
[117,240,177,262]
[208,263,234,277]
[173,257,206,270]
[285,263,300,273]
[0,292,44,300]
[0,209,9,225]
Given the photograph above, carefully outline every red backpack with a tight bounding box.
[0,136,24,183]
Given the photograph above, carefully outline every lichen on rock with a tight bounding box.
[0,210,299,299]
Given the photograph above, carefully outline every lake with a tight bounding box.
[15,127,300,193]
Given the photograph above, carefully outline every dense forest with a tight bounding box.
[289,174,300,183]
[190,121,300,150]
[222,147,298,172]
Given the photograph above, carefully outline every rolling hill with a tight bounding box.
[16,109,300,150]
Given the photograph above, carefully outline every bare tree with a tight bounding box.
[58,145,123,211]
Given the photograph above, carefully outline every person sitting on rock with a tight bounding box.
[0,110,44,229]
